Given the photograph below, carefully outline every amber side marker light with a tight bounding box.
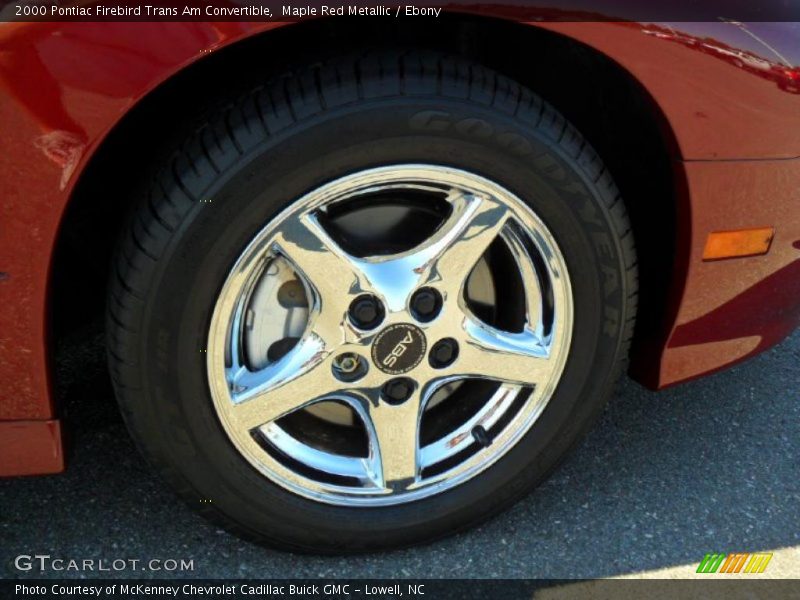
[703,227,775,261]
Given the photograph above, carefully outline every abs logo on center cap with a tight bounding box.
[372,323,427,375]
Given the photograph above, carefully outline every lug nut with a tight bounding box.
[349,294,384,329]
[429,338,459,369]
[332,353,366,382]
[382,378,414,404]
[410,287,442,322]
[336,355,358,373]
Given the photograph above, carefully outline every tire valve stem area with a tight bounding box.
[472,425,492,448]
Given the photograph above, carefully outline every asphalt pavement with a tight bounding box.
[2,325,798,580]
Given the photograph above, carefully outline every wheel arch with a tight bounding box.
[51,15,686,406]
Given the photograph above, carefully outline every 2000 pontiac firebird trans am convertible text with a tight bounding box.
[0,8,798,551]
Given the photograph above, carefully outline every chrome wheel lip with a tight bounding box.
[207,164,573,507]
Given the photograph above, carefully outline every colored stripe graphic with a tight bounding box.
[697,552,773,574]
[744,553,773,573]
[697,554,726,573]
[720,553,749,573]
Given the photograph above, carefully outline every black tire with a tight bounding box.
[107,51,637,552]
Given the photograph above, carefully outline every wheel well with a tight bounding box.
[53,15,678,384]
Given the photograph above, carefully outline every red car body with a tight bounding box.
[1,11,798,476]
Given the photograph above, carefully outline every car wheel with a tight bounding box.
[108,52,637,552]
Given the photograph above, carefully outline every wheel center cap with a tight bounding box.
[371,323,427,375]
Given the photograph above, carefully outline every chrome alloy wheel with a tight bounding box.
[207,165,573,506]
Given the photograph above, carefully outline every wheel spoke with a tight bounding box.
[456,316,553,386]
[421,190,509,285]
[502,228,544,336]
[274,211,363,301]
[362,391,423,491]
[227,334,333,430]
[354,191,510,307]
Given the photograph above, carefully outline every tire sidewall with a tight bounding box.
[130,97,628,549]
